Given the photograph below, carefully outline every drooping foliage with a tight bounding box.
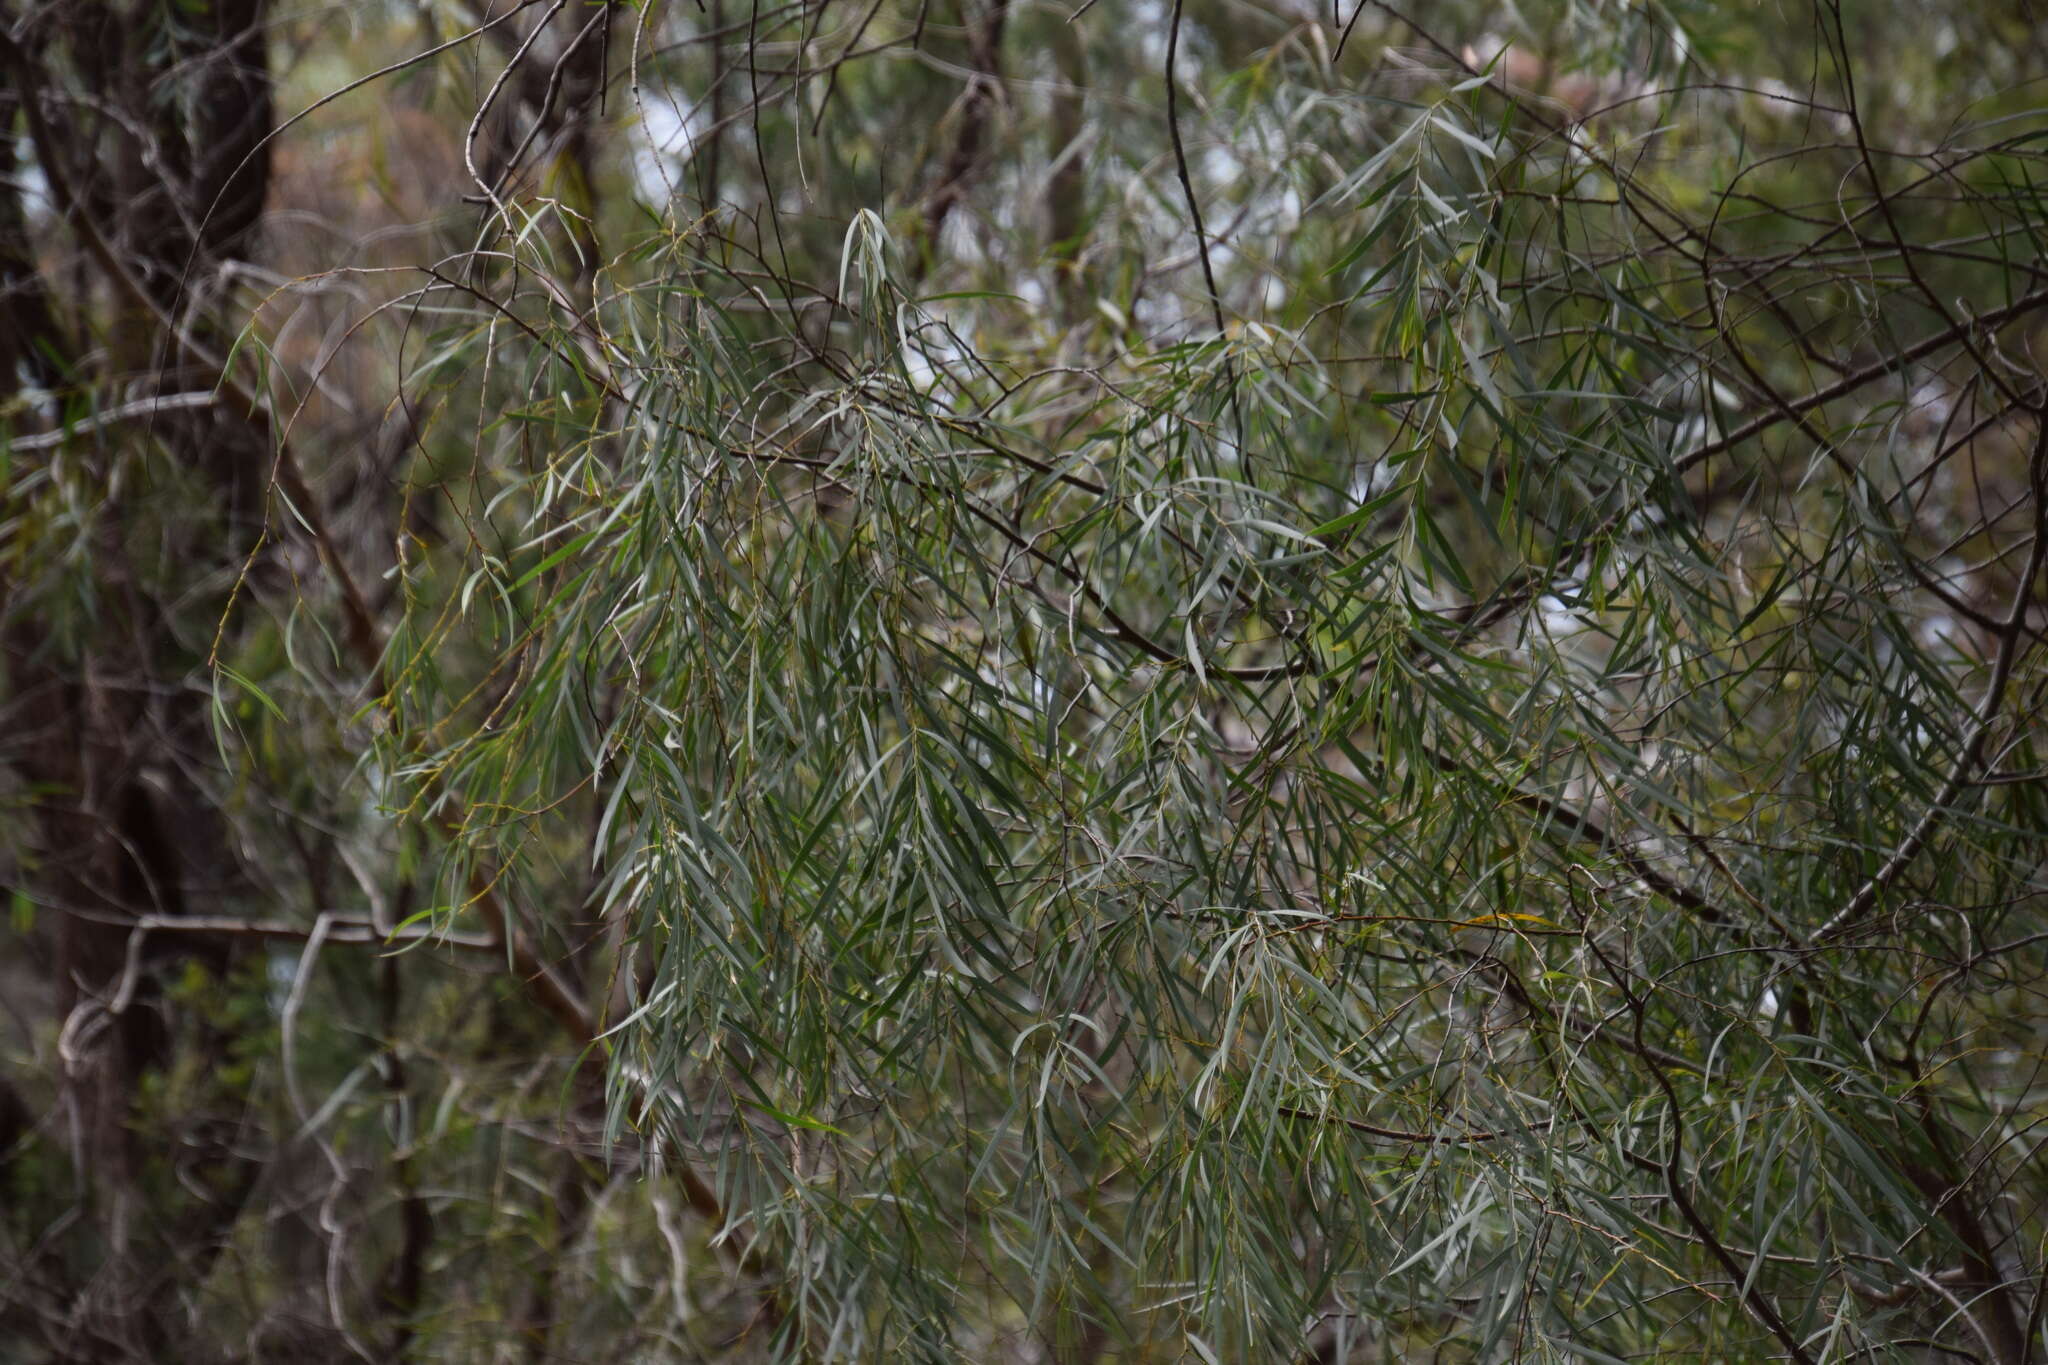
[4,0,2047,1360]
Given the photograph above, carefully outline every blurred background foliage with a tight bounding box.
[3,0,2048,1360]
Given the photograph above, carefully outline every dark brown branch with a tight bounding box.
[919,0,1009,255]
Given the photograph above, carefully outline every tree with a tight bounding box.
[3,0,2047,1359]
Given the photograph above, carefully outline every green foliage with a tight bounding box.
[6,0,2048,1359]
[348,2,2048,1353]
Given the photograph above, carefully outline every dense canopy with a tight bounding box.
[4,0,2048,1360]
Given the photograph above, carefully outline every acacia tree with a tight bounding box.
[3,0,2047,1360]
